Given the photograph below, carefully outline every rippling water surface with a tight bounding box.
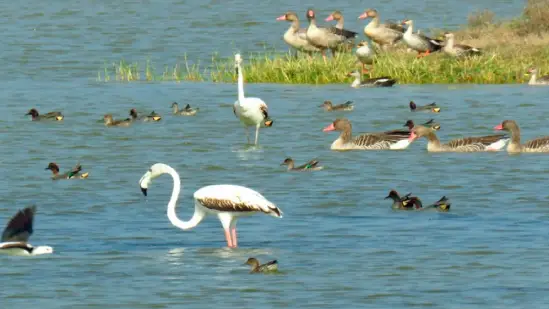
[2,1,549,308]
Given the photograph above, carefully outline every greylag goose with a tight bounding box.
[526,68,549,85]
[276,11,320,57]
[103,114,132,127]
[410,101,440,113]
[358,9,404,50]
[494,120,549,153]
[325,10,355,54]
[305,9,357,62]
[26,109,63,121]
[355,41,375,73]
[443,32,481,57]
[245,258,278,273]
[45,162,89,180]
[385,190,417,210]
[409,125,508,152]
[281,158,323,171]
[401,20,443,57]
[172,102,199,116]
[129,109,162,122]
[348,70,396,88]
[322,118,411,150]
[319,100,354,111]
[0,206,53,256]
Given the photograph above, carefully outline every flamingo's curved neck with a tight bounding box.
[165,166,203,230]
[237,63,245,103]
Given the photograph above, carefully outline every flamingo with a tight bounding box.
[138,163,282,248]
[233,54,273,146]
[0,206,53,256]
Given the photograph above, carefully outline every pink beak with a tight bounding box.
[325,15,334,22]
[358,12,368,19]
[323,123,335,132]
[408,132,417,142]
[276,15,286,21]
[494,124,503,130]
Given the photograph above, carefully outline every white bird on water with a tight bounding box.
[0,206,53,256]
[233,53,273,146]
[139,163,282,248]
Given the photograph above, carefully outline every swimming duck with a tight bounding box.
[104,114,132,127]
[409,125,508,152]
[245,257,278,273]
[129,109,162,122]
[410,101,440,113]
[355,41,375,74]
[402,119,440,131]
[348,70,396,88]
[427,196,451,212]
[443,32,481,57]
[26,108,64,121]
[280,158,324,171]
[358,9,404,50]
[171,102,199,116]
[494,120,549,153]
[277,11,321,57]
[384,190,418,210]
[45,162,89,180]
[0,206,53,256]
[526,68,549,85]
[323,118,411,150]
[401,20,443,57]
[319,100,354,111]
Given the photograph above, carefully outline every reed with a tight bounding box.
[97,1,549,84]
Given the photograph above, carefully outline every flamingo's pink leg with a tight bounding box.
[230,227,238,248]
[224,229,233,248]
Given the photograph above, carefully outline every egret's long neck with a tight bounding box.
[237,63,245,103]
[166,167,203,230]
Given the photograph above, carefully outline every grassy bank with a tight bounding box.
[97,0,549,84]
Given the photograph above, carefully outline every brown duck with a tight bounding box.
[129,109,161,122]
[319,100,354,111]
[245,257,278,273]
[104,114,132,127]
[409,101,440,113]
[494,120,549,153]
[409,125,508,152]
[281,158,323,171]
[385,190,417,209]
[26,109,64,121]
[45,162,89,180]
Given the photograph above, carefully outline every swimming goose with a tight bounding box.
[401,20,442,57]
[305,8,358,62]
[348,70,396,88]
[103,114,132,127]
[358,9,404,50]
[355,41,375,73]
[245,257,278,273]
[26,109,64,121]
[129,109,162,122]
[325,10,355,54]
[385,190,417,209]
[409,125,508,152]
[233,54,273,146]
[410,101,440,113]
[443,32,481,57]
[280,158,323,171]
[45,162,89,180]
[171,102,199,116]
[0,206,53,256]
[319,100,354,111]
[323,118,411,150]
[494,120,549,153]
[526,68,549,85]
[276,11,321,56]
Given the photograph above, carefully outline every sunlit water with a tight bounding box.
[1,1,548,308]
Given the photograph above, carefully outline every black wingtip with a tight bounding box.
[141,187,147,196]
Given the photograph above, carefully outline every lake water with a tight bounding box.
[2,1,548,308]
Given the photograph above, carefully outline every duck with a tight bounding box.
[245,257,278,273]
[25,108,64,121]
[410,101,440,113]
[401,20,443,57]
[358,9,404,50]
[526,68,549,85]
[171,102,199,116]
[409,125,508,152]
[347,70,396,88]
[403,119,441,131]
[0,206,53,256]
[319,100,354,111]
[129,109,162,122]
[384,190,417,210]
[276,11,321,57]
[443,32,481,57]
[322,118,411,150]
[280,158,324,171]
[305,8,358,62]
[45,162,89,180]
[427,196,451,212]
[324,10,355,54]
[494,120,549,153]
[355,41,375,74]
[103,114,132,127]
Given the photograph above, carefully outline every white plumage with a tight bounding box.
[0,206,53,256]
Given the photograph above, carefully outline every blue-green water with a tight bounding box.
[2,1,549,308]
